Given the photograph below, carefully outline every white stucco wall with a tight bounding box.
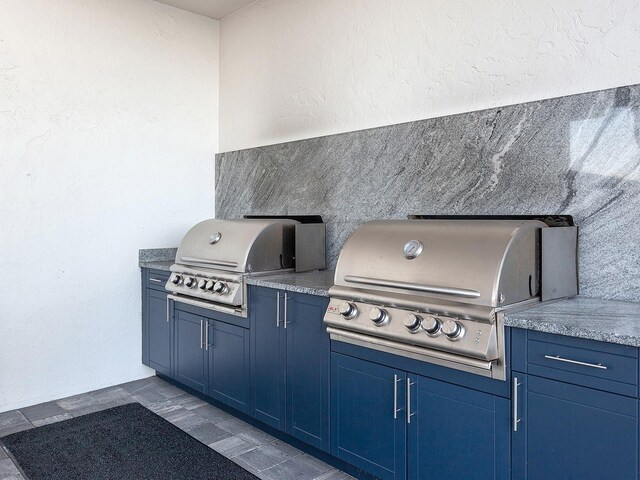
[0,0,219,412]
[219,0,640,152]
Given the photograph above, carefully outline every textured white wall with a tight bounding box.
[219,0,640,152]
[0,0,219,412]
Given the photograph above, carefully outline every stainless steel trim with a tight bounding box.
[343,275,481,299]
[149,278,164,283]
[205,321,209,351]
[327,327,494,377]
[407,378,415,424]
[393,374,400,419]
[166,297,171,323]
[200,319,204,350]
[284,293,289,329]
[513,377,521,432]
[543,355,607,370]
[276,292,280,328]
[180,257,239,268]
[167,294,244,317]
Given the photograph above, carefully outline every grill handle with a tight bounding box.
[180,257,239,268]
[343,275,481,299]
[167,294,240,316]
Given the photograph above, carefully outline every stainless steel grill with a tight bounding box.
[324,218,578,380]
[167,218,325,317]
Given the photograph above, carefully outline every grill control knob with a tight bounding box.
[184,277,196,288]
[205,280,215,291]
[338,302,357,319]
[442,320,464,340]
[198,279,207,290]
[404,313,422,333]
[212,281,228,294]
[421,315,441,335]
[171,275,182,285]
[369,307,389,326]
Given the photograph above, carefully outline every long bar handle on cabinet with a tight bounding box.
[513,377,521,432]
[200,319,204,350]
[284,293,289,329]
[205,321,210,351]
[407,378,415,424]
[544,355,607,370]
[276,292,280,327]
[393,374,402,419]
[149,277,164,283]
[166,297,171,323]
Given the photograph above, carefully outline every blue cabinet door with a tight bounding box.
[286,293,330,451]
[143,288,172,377]
[331,353,407,480]
[408,375,510,480]
[250,287,286,429]
[208,320,250,413]
[512,374,638,480]
[174,309,207,394]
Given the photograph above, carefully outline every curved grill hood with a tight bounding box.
[175,218,298,273]
[333,219,551,308]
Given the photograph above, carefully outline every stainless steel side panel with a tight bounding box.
[541,226,579,301]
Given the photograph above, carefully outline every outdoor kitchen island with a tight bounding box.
[141,246,640,480]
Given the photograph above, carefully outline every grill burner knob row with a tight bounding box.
[369,307,389,326]
[213,281,228,294]
[442,320,464,340]
[184,277,196,288]
[171,275,182,285]
[404,313,422,333]
[421,315,441,335]
[338,302,357,319]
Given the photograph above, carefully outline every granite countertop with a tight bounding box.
[504,296,640,347]
[139,248,176,271]
[246,270,335,297]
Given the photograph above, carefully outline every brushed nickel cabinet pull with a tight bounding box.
[393,374,401,419]
[149,278,164,283]
[284,293,289,329]
[513,377,521,432]
[200,319,204,350]
[544,355,607,370]
[407,378,415,424]
[276,292,280,327]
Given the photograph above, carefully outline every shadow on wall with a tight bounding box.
[215,84,640,302]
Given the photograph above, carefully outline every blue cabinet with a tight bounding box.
[408,375,510,480]
[512,374,638,480]
[174,309,208,394]
[250,286,330,451]
[286,293,330,450]
[250,287,287,429]
[142,269,172,377]
[511,328,640,480]
[331,350,510,480]
[208,319,250,413]
[331,353,407,480]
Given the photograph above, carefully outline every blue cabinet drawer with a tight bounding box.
[144,268,170,291]
[512,329,638,397]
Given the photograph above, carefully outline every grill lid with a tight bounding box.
[333,219,547,308]
[175,218,298,273]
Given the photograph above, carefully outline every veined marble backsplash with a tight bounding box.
[216,84,640,302]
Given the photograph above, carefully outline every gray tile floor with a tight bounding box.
[0,377,353,480]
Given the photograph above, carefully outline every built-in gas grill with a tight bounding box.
[167,217,325,317]
[324,217,578,380]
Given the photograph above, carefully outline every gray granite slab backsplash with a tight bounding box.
[216,84,640,302]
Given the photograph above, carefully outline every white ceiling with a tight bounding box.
[156,0,256,19]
